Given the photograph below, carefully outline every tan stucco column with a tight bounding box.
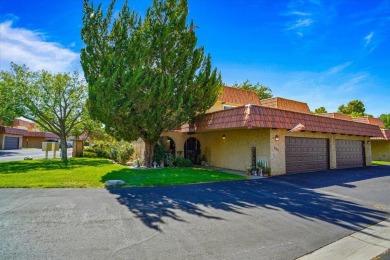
[270,129,286,176]
[365,137,372,166]
[329,134,337,169]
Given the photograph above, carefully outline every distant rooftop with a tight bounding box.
[218,86,261,106]
[318,113,353,121]
[352,116,385,128]
[260,97,311,114]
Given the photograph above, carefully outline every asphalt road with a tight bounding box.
[0,148,72,162]
[0,166,389,260]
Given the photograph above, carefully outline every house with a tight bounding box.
[0,119,59,150]
[159,86,383,175]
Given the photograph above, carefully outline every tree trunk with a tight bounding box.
[60,137,68,161]
[143,140,156,168]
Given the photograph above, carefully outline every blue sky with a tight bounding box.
[1,0,389,116]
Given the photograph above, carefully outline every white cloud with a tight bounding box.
[286,18,313,30]
[324,62,353,76]
[364,31,374,47]
[0,21,80,73]
[285,11,311,16]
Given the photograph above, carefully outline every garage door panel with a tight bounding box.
[336,139,364,168]
[285,137,329,174]
[4,136,19,150]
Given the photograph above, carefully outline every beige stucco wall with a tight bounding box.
[270,129,371,175]
[164,128,271,173]
[22,137,45,148]
[371,140,390,161]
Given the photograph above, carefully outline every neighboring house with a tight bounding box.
[158,86,383,175]
[355,117,390,161]
[0,126,25,150]
[371,130,390,161]
[0,119,59,150]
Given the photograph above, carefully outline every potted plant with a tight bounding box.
[263,167,271,177]
[200,155,207,166]
[252,166,258,176]
[246,166,252,175]
[256,161,263,176]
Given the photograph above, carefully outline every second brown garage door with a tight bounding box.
[336,139,365,168]
[285,137,329,174]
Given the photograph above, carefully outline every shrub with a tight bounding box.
[175,157,192,167]
[83,151,98,158]
[84,147,95,153]
[85,140,134,163]
[114,141,134,164]
[91,142,110,158]
[153,142,166,163]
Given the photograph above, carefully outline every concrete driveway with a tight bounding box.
[0,166,389,259]
[0,148,72,162]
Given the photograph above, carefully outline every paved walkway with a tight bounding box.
[298,219,390,260]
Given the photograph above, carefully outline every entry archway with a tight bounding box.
[184,137,201,164]
[161,136,176,156]
[153,136,176,165]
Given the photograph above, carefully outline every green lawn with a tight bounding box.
[0,158,246,188]
[372,160,390,165]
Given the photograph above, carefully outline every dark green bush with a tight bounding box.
[153,142,166,163]
[174,157,192,167]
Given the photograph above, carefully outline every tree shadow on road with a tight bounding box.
[105,166,389,232]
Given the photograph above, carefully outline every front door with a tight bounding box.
[184,137,201,164]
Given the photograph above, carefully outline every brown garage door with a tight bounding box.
[285,137,329,174]
[336,139,365,168]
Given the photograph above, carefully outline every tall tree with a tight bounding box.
[232,80,273,100]
[380,113,390,129]
[81,0,222,166]
[70,107,105,142]
[0,74,24,126]
[0,63,86,161]
[338,100,366,117]
[313,106,327,114]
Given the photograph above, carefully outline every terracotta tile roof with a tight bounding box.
[352,116,386,128]
[260,97,311,114]
[0,126,27,135]
[318,113,353,121]
[371,129,390,140]
[0,126,58,138]
[189,105,382,137]
[218,86,261,106]
[24,131,59,138]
